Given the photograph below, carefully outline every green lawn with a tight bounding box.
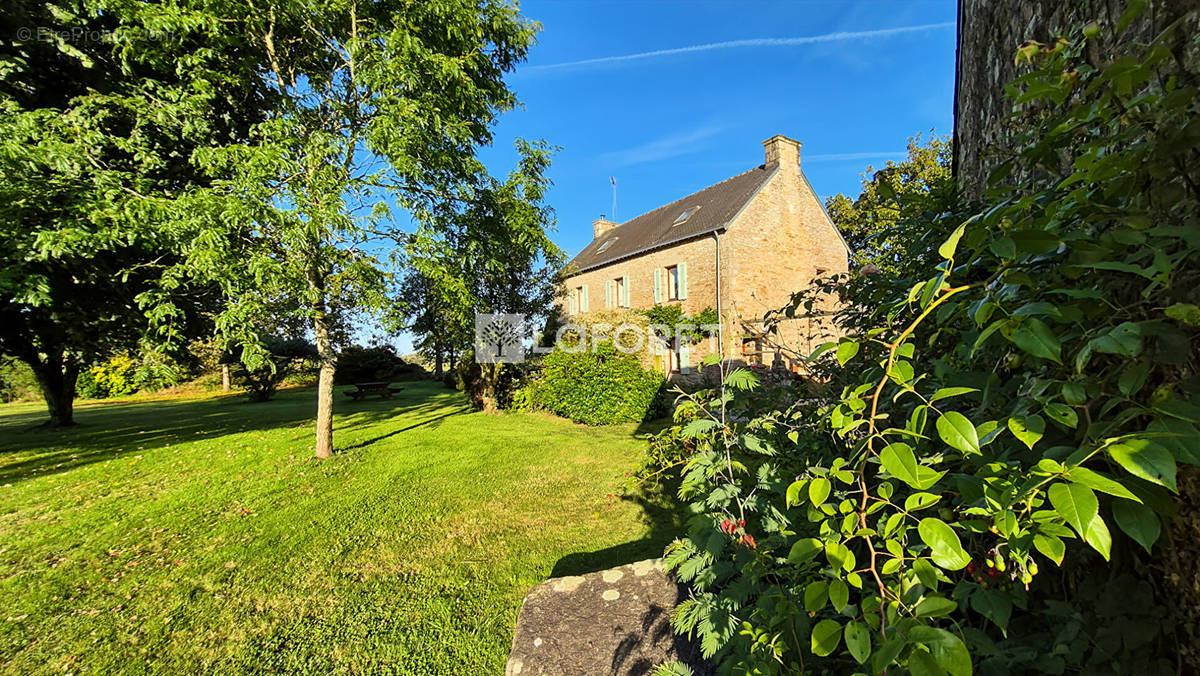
[0,382,679,674]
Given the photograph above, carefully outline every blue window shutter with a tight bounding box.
[680,343,690,374]
[678,262,688,300]
[580,285,589,313]
[605,280,613,308]
[653,269,662,304]
[622,275,630,307]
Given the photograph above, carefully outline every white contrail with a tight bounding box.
[526,22,955,72]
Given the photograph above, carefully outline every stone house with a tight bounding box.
[560,134,850,377]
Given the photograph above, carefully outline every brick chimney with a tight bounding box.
[763,134,802,169]
[592,215,618,239]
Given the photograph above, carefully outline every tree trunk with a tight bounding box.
[434,345,444,377]
[954,0,1196,199]
[312,307,336,459]
[478,362,500,413]
[221,363,231,391]
[29,350,79,427]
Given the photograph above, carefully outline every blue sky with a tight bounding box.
[386,1,958,353]
[482,0,958,261]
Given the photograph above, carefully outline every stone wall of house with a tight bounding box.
[722,138,849,367]
[558,234,728,374]
[559,135,851,378]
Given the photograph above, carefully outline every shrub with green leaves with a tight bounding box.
[234,337,318,402]
[77,355,140,399]
[658,15,1199,675]
[0,359,39,402]
[517,341,667,425]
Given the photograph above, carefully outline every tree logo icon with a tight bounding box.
[475,313,526,363]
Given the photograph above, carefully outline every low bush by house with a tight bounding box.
[516,341,667,425]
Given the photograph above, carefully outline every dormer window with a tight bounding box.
[672,206,701,226]
[597,237,617,253]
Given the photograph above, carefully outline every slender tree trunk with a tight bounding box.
[29,349,79,427]
[434,344,444,377]
[221,363,231,391]
[312,306,336,459]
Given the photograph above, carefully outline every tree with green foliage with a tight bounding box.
[402,139,564,410]
[0,0,266,426]
[159,0,542,456]
[233,337,318,402]
[656,13,1200,674]
[395,269,464,377]
[825,134,953,278]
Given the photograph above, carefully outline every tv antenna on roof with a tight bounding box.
[610,176,617,222]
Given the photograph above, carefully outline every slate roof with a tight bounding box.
[567,162,779,273]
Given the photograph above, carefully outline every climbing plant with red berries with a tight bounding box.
[657,10,1200,675]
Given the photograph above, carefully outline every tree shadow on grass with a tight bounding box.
[0,381,470,485]
[551,473,690,578]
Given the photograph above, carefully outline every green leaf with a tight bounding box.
[829,579,849,612]
[1118,361,1151,396]
[804,581,828,612]
[936,412,981,455]
[1043,402,1078,428]
[1109,440,1177,492]
[1066,466,1141,502]
[971,588,1012,632]
[989,235,1016,259]
[914,595,957,618]
[1112,500,1160,553]
[1010,229,1061,255]
[905,492,941,511]
[908,649,943,676]
[788,538,823,564]
[878,443,946,490]
[1085,512,1112,560]
[879,442,919,486]
[844,621,871,664]
[1048,482,1098,538]
[938,222,967,260]
[682,418,718,438]
[786,480,807,507]
[873,639,905,673]
[825,540,856,572]
[918,518,971,570]
[809,477,831,506]
[1007,415,1045,449]
[836,340,860,366]
[1165,303,1200,327]
[914,558,939,589]
[907,626,972,676]
[1033,533,1065,565]
[929,387,978,403]
[1092,322,1144,357]
[723,368,760,391]
[1011,317,1062,363]
[810,619,841,657]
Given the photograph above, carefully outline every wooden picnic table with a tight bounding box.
[344,381,404,401]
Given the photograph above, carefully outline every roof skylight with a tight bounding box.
[597,237,617,253]
[672,205,701,226]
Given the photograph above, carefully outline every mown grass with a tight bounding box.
[0,382,679,674]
